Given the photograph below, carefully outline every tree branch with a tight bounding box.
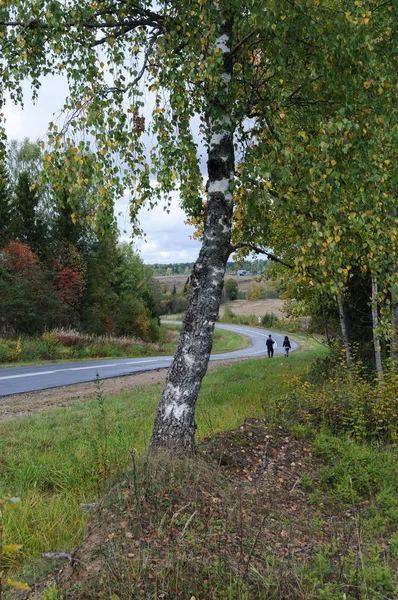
[231,29,258,57]
[229,242,295,269]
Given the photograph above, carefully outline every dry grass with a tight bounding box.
[218,298,286,319]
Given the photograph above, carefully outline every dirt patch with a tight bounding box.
[155,274,192,293]
[219,298,286,318]
[50,419,357,599]
[0,358,246,422]
[156,274,275,296]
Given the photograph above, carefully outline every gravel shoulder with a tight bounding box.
[0,358,246,422]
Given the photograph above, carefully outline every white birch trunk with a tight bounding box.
[371,275,384,382]
[337,293,352,378]
[149,15,234,454]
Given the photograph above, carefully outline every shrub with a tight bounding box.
[265,367,398,443]
[261,313,279,327]
[224,278,238,301]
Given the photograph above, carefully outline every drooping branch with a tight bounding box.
[229,242,295,270]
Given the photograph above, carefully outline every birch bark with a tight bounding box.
[149,15,234,454]
[337,293,352,378]
[371,275,384,382]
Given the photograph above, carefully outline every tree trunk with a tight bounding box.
[391,208,398,373]
[149,15,234,454]
[371,275,384,382]
[337,293,352,378]
[321,294,331,346]
[392,292,398,373]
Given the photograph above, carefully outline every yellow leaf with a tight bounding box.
[3,544,23,554]
[6,579,31,591]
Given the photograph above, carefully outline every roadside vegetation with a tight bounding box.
[0,326,248,367]
[1,341,398,599]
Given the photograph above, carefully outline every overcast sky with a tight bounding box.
[3,78,202,265]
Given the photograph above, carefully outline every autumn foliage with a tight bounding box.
[2,240,40,274]
[53,266,83,306]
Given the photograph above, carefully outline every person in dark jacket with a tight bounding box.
[282,335,291,357]
[266,334,276,358]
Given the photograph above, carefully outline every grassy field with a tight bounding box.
[1,338,398,599]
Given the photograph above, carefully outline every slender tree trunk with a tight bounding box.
[371,275,384,382]
[321,293,331,346]
[149,15,234,454]
[391,208,398,373]
[337,293,352,378]
[392,289,398,373]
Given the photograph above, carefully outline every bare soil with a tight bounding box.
[219,298,286,318]
[0,358,245,422]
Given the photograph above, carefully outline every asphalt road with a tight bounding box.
[0,324,298,397]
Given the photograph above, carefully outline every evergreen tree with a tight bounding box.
[11,171,49,258]
[0,161,12,248]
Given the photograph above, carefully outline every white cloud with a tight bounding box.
[117,194,201,264]
[3,77,70,141]
[3,77,203,265]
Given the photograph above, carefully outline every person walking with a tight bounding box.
[266,334,276,358]
[282,335,291,357]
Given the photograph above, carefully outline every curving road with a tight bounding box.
[0,324,297,397]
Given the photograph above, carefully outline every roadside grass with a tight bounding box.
[0,326,248,368]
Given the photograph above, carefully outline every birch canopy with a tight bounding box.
[0,0,396,451]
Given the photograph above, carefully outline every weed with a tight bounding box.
[0,497,30,600]
[89,376,113,493]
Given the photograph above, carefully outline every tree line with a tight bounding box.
[0,140,163,341]
[151,259,269,276]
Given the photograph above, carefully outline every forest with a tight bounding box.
[0,139,163,342]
